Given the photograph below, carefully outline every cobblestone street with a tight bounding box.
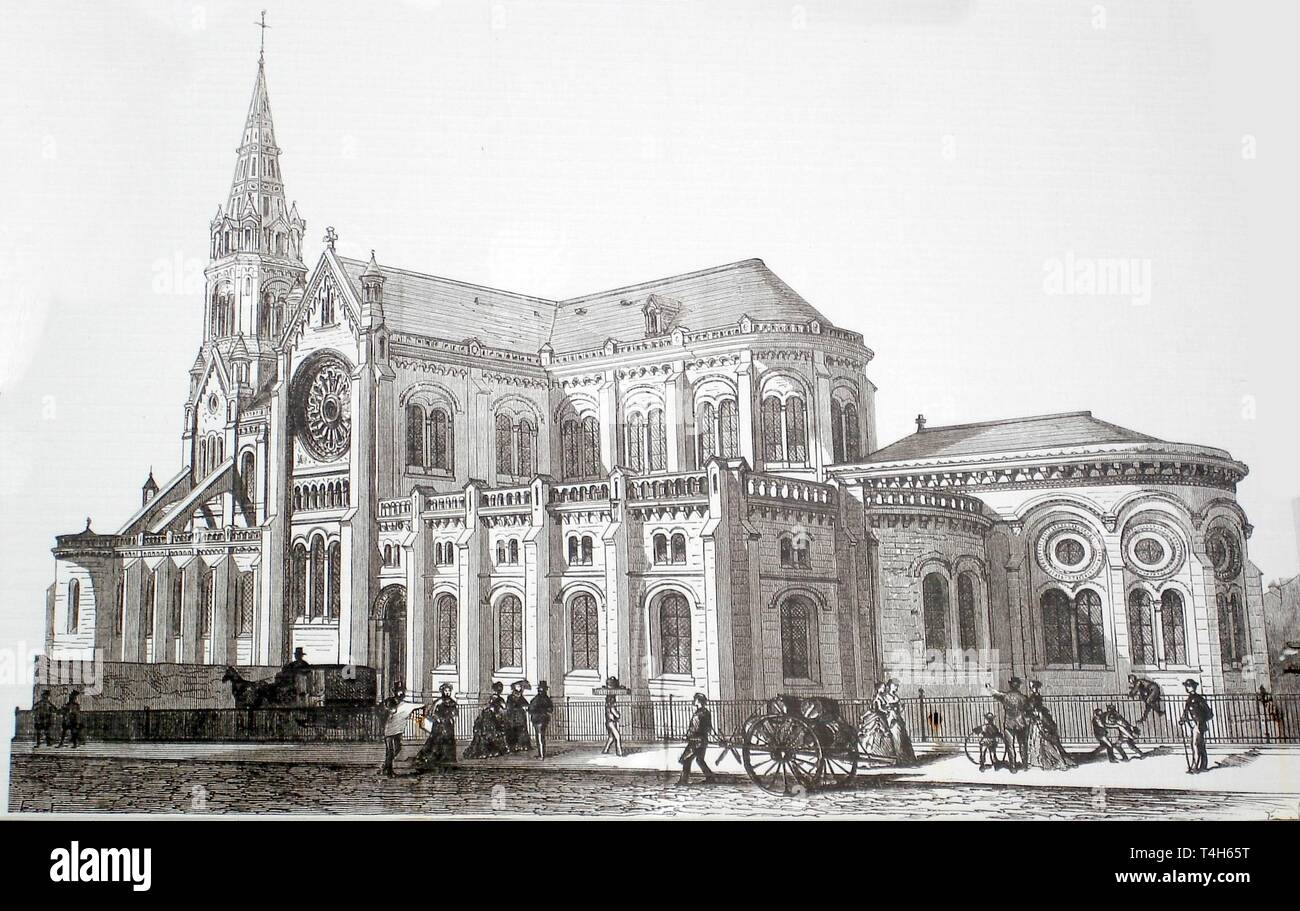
[10,747,1299,820]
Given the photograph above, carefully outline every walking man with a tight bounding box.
[986,677,1030,771]
[602,692,624,757]
[1180,678,1212,773]
[57,691,82,748]
[379,684,413,777]
[1127,674,1164,724]
[32,690,55,748]
[529,681,554,759]
[678,692,718,785]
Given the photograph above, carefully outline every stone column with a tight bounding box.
[457,483,487,700]
[603,469,631,689]
[662,362,686,471]
[341,356,379,667]
[812,351,833,479]
[525,476,560,695]
[259,350,291,665]
[178,558,201,663]
[597,369,619,472]
[210,555,237,666]
[121,559,146,663]
[405,492,430,697]
[735,354,756,469]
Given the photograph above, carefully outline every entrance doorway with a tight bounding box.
[370,584,406,698]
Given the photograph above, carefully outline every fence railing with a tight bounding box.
[13,692,1299,746]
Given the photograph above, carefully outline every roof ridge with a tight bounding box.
[916,410,1097,433]
[557,258,767,307]
[336,256,560,307]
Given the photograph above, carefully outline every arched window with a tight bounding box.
[780,597,813,680]
[406,403,426,467]
[240,451,256,502]
[719,398,739,457]
[561,419,579,478]
[647,408,667,472]
[626,412,645,473]
[143,571,156,640]
[310,537,326,619]
[430,407,453,471]
[653,533,669,565]
[843,402,861,461]
[570,593,599,671]
[236,571,255,637]
[580,415,600,478]
[1160,590,1187,665]
[495,414,514,476]
[496,541,507,565]
[171,574,184,638]
[517,418,536,477]
[957,572,979,651]
[288,542,304,619]
[761,396,784,462]
[567,536,580,565]
[1042,588,1107,668]
[831,399,844,463]
[497,595,523,669]
[659,593,692,676]
[1127,590,1156,666]
[435,594,458,666]
[67,579,80,633]
[697,401,717,464]
[1217,589,1247,667]
[199,566,214,638]
[779,536,793,567]
[670,533,687,565]
[581,535,594,565]
[762,393,808,464]
[509,539,520,565]
[794,535,811,568]
[922,573,949,650]
[327,542,341,619]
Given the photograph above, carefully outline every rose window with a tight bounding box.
[294,355,352,461]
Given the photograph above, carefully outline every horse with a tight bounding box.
[221,666,279,709]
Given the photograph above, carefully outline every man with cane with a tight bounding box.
[1179,678,1212,774]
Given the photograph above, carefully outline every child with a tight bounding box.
[975,713,1002,771]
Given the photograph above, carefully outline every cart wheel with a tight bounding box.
[963,729,1005,768]
[820,749,859,789]
[743,714,823,794]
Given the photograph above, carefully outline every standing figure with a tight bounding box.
[602,693,624,757]
[1180,678,1213,773]
[881,679,915,765]
[857,682,894,761]
[677,693,717,785]
[529,681,555,759]
[465,682,509,759]
[1091,708,1125,762]
[504,680,532,754]
[415,683,459,772]
[1026,680,1075,770]
[986,677,1030,771]
[1102,703,1144,758]
[379,685,413,777]
[975,713,1003,771]
[1127,674,1164,724]
[32,691,55,748]
[58,691,82,748]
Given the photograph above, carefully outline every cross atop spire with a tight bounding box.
[254,10,271,62]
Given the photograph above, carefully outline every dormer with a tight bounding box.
[642,293,682,337]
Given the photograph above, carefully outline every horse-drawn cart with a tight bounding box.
[738,695,862,794]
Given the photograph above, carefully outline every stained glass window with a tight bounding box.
[570,594,599,671]
[659,593,692,675]
[957,572,978,650]
[497,595,523,669]
[1160,590,1186,664]
[922,573,949,650]
[435,594,458,666]
[780,598,812,679]
[1127,589,1156,666]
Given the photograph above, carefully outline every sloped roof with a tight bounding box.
[866,411,1163,463]
[335,257,829,356]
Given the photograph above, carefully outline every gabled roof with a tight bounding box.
[866,411,1163,463]
[333,256,831,357]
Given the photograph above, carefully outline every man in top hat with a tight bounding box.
[529,681,555,759]
[986,677,1030,771]
[678,693,718,785]
[32,690,55,748]
[1180,678,1213,773]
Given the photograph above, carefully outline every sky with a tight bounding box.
[0,0,1297,786]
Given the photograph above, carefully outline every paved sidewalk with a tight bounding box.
[12,737,1300,795]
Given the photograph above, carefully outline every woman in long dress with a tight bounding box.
[857,682,895,761]
[465,683,509,759]
[1026,680,1075,770]
[881,678,915,765]
[414,684,459,772]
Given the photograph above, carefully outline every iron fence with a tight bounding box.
[13,691,1300,746]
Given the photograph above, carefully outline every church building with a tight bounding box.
[44,56,1270,702]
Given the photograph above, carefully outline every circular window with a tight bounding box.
[1054,538,1086,568]
[292,353,352,461]
[1036,521,1104,583]
[206,393,220,414]
[1122,523,1184,579]
[1204,527,1242,581]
